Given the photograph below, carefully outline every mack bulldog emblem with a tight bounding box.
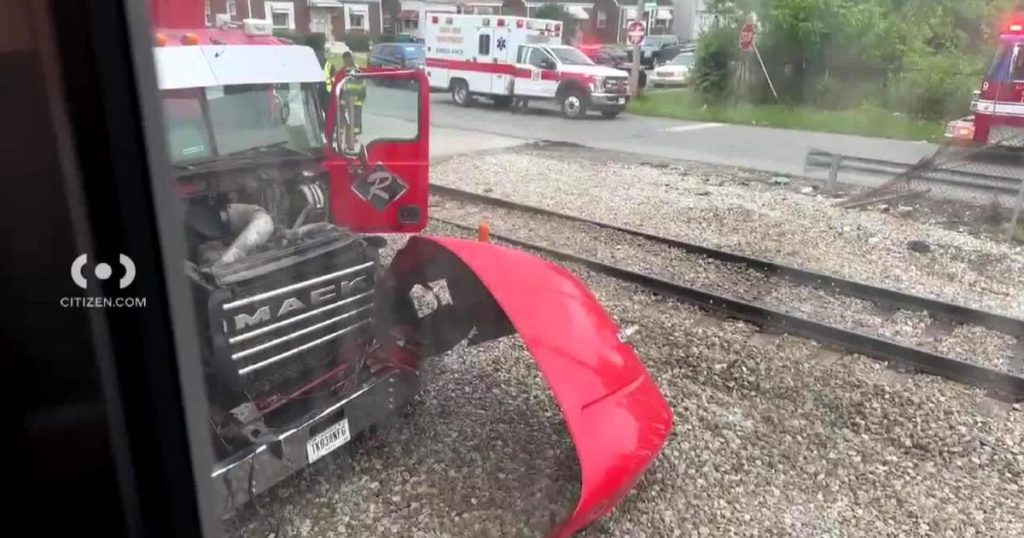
[352,166,408,211]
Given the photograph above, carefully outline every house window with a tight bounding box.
[403,19,419,31]
[205,0,212,26]
[597,10,606,29]
[264,2,295,29]
[654,8,673,29]
[227,0,236,16]
[346,5,369,31]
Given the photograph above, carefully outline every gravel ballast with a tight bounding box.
[226,223,1024,538]
[431,148,1024,318]
[433,195,1021,373]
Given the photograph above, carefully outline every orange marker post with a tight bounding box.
[477,221,490,243]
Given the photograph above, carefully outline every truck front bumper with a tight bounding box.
[210,367,420,514]
[589,92,629,110]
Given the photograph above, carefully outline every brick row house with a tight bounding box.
[205,0,705,45]
[499,0,675,43]
[206,0,385,40]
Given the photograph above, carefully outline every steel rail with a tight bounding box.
[429,215,1024,402]
[431,184,1024,336]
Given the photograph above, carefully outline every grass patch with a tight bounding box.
[628,89,946,142]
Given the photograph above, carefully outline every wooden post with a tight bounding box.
[752,42,778,102]
[1009,178,1024,239]
[629,10,645,97]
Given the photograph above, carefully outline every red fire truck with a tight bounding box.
[150,1,671,535]
[945,16,1024,148]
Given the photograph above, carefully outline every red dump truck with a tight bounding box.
[149,1,672,535]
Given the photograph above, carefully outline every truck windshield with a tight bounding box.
[1013,45,1024,80]
[986,44,1013,79]
[161,82,323,164]
[549,47,594,66]
[403,45,425,60]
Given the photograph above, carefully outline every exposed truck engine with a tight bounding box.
[183,173,379,455]
[151,1,671,535]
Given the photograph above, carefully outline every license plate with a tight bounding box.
[617,98,626,104]
[306,418,351,464]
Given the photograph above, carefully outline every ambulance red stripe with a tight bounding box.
[426,57,596,84]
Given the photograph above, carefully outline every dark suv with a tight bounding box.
[368,42,426,70]
[578,44,646,89]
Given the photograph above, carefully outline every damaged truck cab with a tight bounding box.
[151,1,670,535]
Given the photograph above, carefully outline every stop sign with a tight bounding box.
[739,22,756,51]
[626,21,646,46]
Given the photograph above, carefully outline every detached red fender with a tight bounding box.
[383,236,674,537]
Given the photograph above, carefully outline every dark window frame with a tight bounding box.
[478,33,491,56]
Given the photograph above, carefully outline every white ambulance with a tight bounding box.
[424,14,631,119]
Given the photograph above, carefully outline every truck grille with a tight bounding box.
[203,231,378,402]
[604,78,629,94]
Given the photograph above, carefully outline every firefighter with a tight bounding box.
[322,54,337,101]
[338,52,366,135]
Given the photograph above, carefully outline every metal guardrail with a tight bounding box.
[804,149,1023,196]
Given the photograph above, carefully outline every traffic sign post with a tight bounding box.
[737,21,779,102]
[739,22,756,52]
[627,20,646,96]
[626,20,646,46]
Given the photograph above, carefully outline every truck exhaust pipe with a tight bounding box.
[216,204,274,266]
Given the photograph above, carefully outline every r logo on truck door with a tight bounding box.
[352,165,409,211]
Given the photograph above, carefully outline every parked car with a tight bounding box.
[639,34,679,68]
[648,52,695,87]
[368,42,426,70]
[653,42,696,67]
[578,44,647,89]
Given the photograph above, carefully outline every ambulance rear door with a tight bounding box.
[473,25,496,95]
[488,25,513,95]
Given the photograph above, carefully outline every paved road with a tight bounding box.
[428,93,940,184]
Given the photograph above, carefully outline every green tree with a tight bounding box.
[693,27,740,101]
[534,4,577,45]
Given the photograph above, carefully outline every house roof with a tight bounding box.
[523,1,595,6]
[521,0,673,6]
[613,0,675,7]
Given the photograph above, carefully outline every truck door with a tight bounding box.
[324,69,429,233]
[515,45,557,98]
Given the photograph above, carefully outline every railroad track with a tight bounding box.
[430,184,1024,402]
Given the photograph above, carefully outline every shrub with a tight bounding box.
[342,34,373,52]
[894,54,977,121]
[693,27,738,101]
